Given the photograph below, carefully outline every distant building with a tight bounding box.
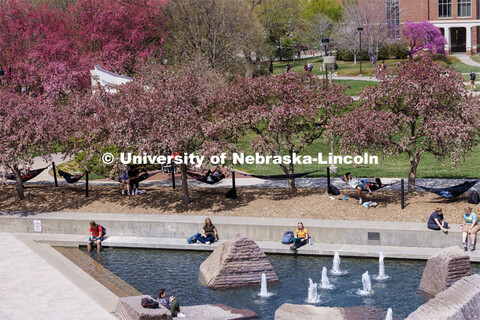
[358,0,480,54]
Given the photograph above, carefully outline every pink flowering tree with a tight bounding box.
[403,21,447,59]
[330,57,480,192]
[222,73,352,190]
[0,1,87,96]
[71,65,232,204]
[0,93,64,200]
[72,0,168,75]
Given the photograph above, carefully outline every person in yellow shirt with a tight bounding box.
[290,222,309,253]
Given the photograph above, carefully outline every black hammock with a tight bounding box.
[187,170,225,185]
[58,169,84,183]
[416,180,479,198]
[239,170,320,180]
[6,166,49,182]
[128,171,162,184]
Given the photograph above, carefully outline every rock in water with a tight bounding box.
[199,234,279,289]
[419,246,471,296]
[407,274,480,320]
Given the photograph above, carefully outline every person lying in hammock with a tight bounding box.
[344,172,382,204]
[189,168,225,184]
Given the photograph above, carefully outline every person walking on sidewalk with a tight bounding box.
[470,70,476,91]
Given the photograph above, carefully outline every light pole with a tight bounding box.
[321,38,329,81]
[357,27,363,76]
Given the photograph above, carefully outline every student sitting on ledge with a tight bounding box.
[196,218,218,244]
[290,222,309,253]
[427,207,448,232]
[157,289,185,317]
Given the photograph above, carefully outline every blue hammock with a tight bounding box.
[416,181,479,198]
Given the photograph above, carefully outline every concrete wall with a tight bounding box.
[0,212,464,249]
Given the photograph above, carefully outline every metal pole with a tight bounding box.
[327,167,331,194]
[172,168,175,190]
[359,31,363,75]
[86,170,89,198]
[52,162,58,187]
[401,178,405,209]
[232,171,236,191]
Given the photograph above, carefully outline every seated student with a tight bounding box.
[344,172,381,204]
[128,166,140,195]
[460,207,480,251]
[427,208,448,232]
[120,166,130,195]
[87,221,104,252]
[196,218,217,244]
[290,222,309,253]
[157,289,185,318]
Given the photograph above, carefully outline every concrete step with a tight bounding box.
[15,233,480,262]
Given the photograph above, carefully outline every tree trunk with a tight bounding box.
[288,177,296,190]
[408,160,418,193]
[180,164,190,204]
[13,166,25,200]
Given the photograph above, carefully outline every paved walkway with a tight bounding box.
[0,233,115,320]
[453,53,480,67]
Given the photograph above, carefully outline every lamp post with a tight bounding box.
[321,38,329,81]
[357,27,363,76]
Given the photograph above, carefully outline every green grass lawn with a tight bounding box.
[234,134,480,179]
[333,80,379,96]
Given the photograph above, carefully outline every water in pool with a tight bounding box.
[84,248,478,319]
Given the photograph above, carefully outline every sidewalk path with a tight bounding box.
[0,233,115,320]
[453,53,480,67]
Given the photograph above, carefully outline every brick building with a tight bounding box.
[360,0,480,54]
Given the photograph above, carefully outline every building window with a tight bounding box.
[458,0,471,17]
[438,0,452,18]
[386,0,400,38]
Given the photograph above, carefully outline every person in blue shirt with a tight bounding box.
[427,208,448,232]
[460,207,479,251]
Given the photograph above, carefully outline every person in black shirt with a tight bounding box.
[128,166,140,195]
[427,207,448,232]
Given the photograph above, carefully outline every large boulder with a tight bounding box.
[407,274,480,320]
[115,295,172,320]
[199,234,279,289]
[274,304,398,320]
[419,246,471,296]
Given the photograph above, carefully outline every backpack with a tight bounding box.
[141,298,159,309]
[328,185,340,195]
[468,191,480,205]
[99,225,106,235]
[282,231,294,244]
[472,73,477,81]
[187,233,201,244]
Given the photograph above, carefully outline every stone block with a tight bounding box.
[274,304,345,320]
[199,234,279,289]
[407,274,480,320]
[115,295,172,320]
[181,304,258,319]
[419,246,470,296]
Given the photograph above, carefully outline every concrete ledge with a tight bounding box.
[0,212,467,249]
[14,233,480,262]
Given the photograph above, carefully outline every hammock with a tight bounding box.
[58,169,84,183]
[129,171,161,184]
[416,181,479,198]
[239,170,320,180]
[187,170,225,185]
[6,166,49,182]
[332,171,389,190]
